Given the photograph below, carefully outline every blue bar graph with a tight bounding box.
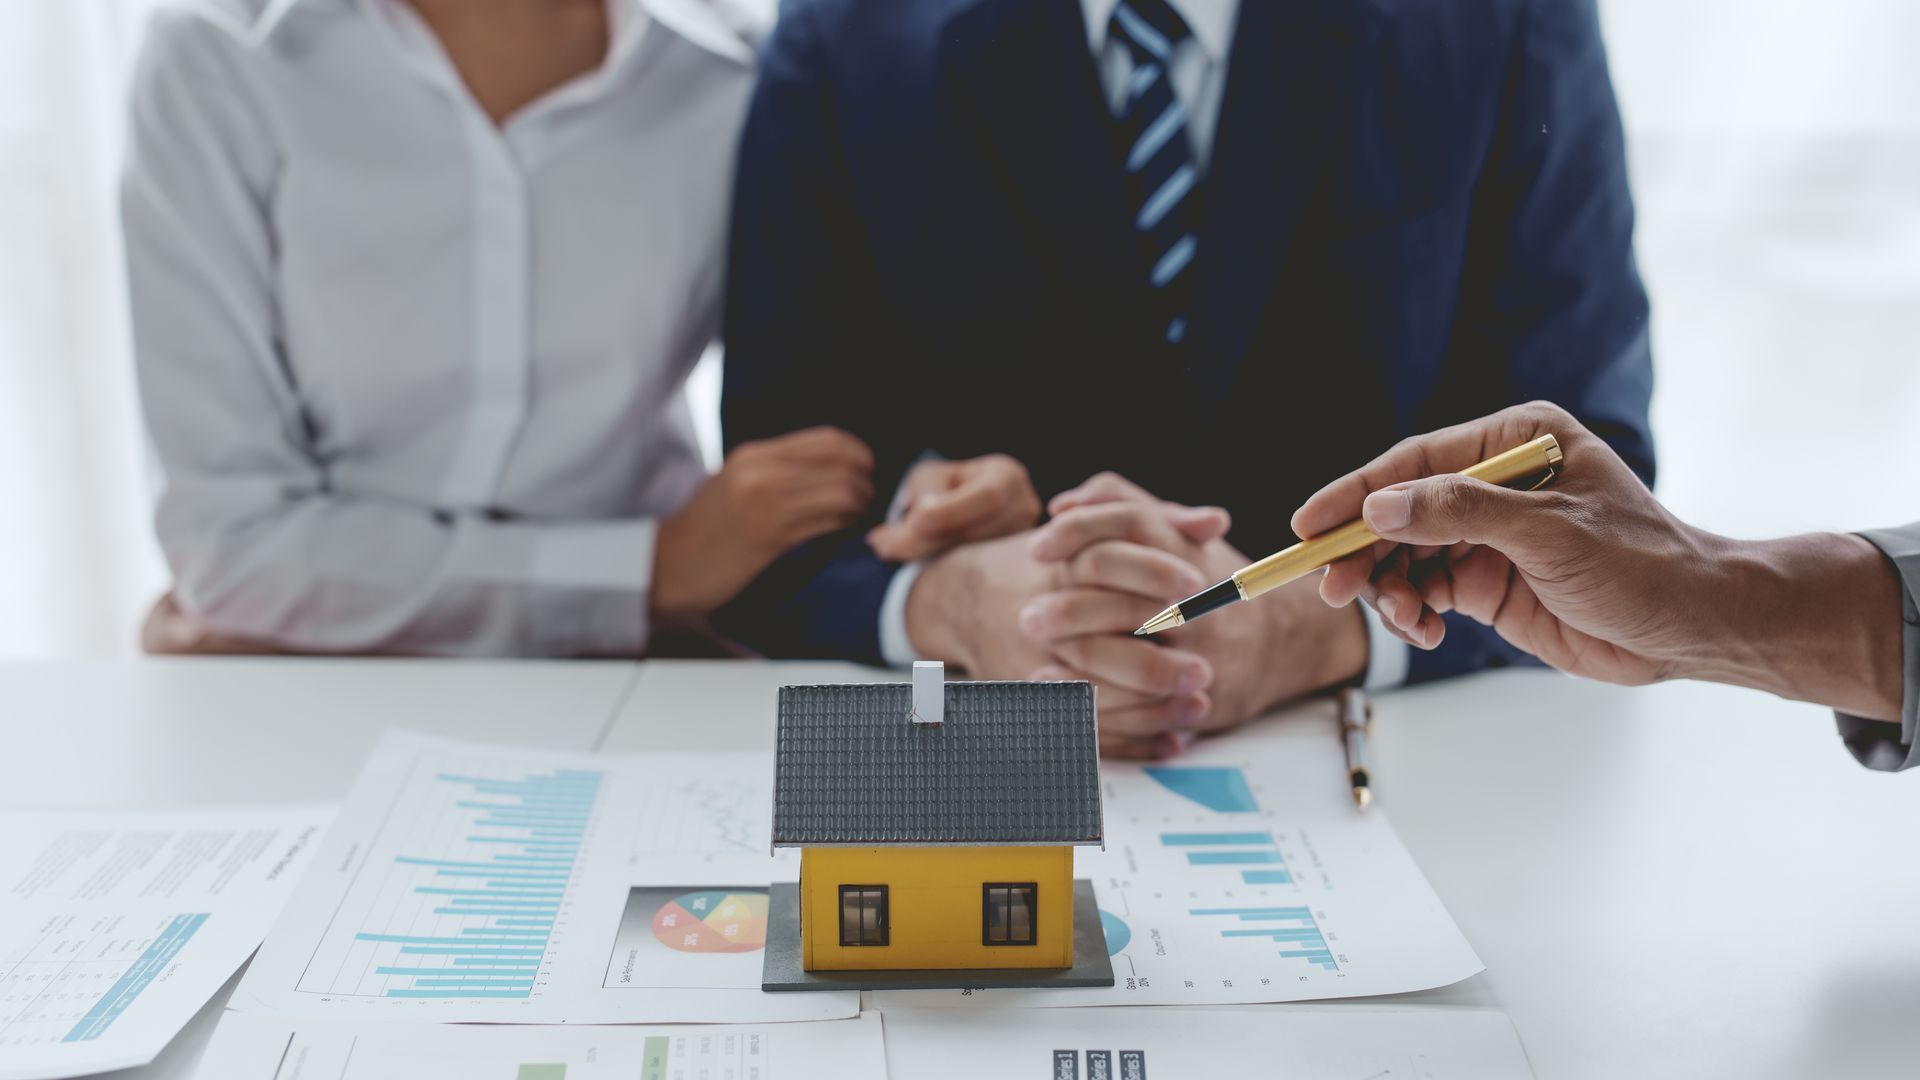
[1157,828,1292,885]
[1189,907,1314,919]
[377,966,536,977]
[395,941,549,949]
[1160,832,1275,846]
[358,934,544,946]
[343,766,603,1001]
[1190,906,1338,972]
[385,989,534,999]
[1186,850,1283,865]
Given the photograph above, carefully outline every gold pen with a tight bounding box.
[1340,687,1372,811]
[1135,434,1563,636]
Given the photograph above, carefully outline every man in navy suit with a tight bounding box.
[718,0,1655,756]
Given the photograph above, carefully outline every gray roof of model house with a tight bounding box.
[770,680,1104,848]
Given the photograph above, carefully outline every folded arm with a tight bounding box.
[124,13,664,656]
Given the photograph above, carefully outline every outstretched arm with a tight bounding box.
[1294,402,1907,733]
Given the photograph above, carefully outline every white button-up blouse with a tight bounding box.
[123,0,766,656]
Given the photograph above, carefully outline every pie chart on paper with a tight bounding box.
[650,889,769,953]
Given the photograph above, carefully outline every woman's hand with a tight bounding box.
[865,453,1043,562]
[651,427,875,618]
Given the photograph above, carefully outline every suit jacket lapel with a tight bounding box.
[932,0,1155,344]
[1187,0,1393,404]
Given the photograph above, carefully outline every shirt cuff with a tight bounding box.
[529,521,656,657]
[875,452,942,668]
[1832,713,1917,772]
[456,517,657,656]
[1832,527,1920,771]
[878,561,925,668]
[1359,602,1410,690]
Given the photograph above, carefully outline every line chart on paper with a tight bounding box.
[630,777,761,856]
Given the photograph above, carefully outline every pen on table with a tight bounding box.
[1339,687,1372,812]
[1135,433,1563,636]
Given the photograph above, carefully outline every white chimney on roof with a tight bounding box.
[911,661,944,725]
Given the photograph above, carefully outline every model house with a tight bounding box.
[768,662,1104,974]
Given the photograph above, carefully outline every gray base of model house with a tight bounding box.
[761,879,1117,992]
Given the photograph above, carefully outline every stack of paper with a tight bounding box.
[3,703,1530,1079]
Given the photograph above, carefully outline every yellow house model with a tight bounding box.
[768,662,1104,976]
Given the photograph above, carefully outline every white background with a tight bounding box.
[1,0,1916,658]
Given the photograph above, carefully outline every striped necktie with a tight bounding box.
[1109,0,1200,347]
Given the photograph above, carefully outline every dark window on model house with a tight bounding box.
[839,885,888,946]
[982,883,1037,945]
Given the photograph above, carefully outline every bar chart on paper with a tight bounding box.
[877,739,1482,1008]
[291,761,603,1003]
[240,735,858,1024]
[1156,827,1337,972]
[1105,766,1352,991]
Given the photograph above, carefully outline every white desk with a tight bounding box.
[0,657,638,808]
[599,659,885,754]
[10,659,1920,1079]
[1370,671,1920,1080]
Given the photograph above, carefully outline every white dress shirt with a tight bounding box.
[885,0,1409,689]
[123,0,767,656]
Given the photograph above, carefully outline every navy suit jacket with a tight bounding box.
[716,0,1655,683]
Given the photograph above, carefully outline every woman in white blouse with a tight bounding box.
[122,0,1037,656]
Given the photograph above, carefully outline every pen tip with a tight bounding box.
[1352,787,1371,811]
[1135,606,1183,637]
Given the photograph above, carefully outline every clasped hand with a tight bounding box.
[663,437,1377,756]
[908,472,1369,758]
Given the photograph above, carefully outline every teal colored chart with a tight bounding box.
[1189,906,1339,972]
[1099,910,1131,956]
[333,766,604,1001]
[1143,766,1258,813]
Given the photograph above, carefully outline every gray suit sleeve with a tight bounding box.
[1834,525,1920,771]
